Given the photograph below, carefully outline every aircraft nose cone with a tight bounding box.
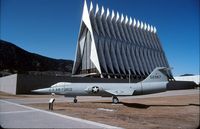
[32,88,49,93]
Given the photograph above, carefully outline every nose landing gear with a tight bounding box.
[73,97,77,103]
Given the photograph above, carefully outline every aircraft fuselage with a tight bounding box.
[33,82,167,97]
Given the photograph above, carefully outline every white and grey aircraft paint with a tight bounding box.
[32,67,170,104]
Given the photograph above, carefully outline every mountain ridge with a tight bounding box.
[0,40,74,76]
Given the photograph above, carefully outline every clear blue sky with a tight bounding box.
[1,0,199,76]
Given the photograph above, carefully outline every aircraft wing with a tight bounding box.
[105,89,134,96]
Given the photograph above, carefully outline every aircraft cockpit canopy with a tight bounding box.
[51,82,71,87]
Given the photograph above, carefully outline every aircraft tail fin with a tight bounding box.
[142,67,171,83]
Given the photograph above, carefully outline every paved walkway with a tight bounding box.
[0,100,121,128]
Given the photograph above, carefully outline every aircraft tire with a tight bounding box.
[112,96,119,104]
[74,98,77,103]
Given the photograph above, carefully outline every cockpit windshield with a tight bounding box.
[51,82,71,87]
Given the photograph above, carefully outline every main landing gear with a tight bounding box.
[112,96,119,104]
[73,96,119,104]
[73,97,77,103]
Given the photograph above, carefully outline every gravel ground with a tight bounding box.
[0,91,199,129]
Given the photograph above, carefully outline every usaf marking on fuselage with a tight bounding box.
[32,67,170,104]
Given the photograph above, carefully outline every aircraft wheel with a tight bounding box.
[74,98,77,103]
[112,96,119,104]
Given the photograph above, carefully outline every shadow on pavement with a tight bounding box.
[121,102,200,109]
[89,101,200,109]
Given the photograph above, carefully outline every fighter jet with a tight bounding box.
[32,67,170,104]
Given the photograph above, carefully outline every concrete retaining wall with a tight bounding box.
[0,74,17,94]
[167,81,196,90]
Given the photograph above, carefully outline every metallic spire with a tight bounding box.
[120,13,124,22]
[129,17,133,25]
[101,6,105,16]
[116,12,120,21]
[153,26,157,33]
[147,24,150,31]
[133,18,136,27]
[95,4,99,15]
[111,10,115,20]
[144,23,147,30]
[106,8,110,19]
[125,15,128,24]
[150,25,154,32]
[137,20,140,28]
[140,21,144,29]
[89,1,93,12]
